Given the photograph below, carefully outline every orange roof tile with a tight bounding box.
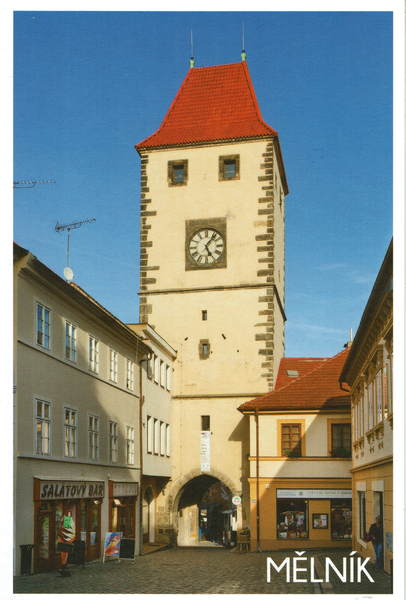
[275,357,328,389]
[135,62,278,150]
[239,348,351,412]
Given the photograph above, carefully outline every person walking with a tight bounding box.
[368,515,383,568]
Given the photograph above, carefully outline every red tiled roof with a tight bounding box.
[275,357,328,389]
[135,62,278,150]
[239,348,351,412]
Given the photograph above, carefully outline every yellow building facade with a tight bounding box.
[340,240,393,574]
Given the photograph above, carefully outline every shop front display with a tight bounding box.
[34,478,104,573]
[109,482,138,538]
[276,489,352,542]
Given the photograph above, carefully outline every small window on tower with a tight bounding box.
[202,310,208,321]
[219,155,240,181]
[199,339,210,359]
[168,160,188,186]
[201,416,210,431]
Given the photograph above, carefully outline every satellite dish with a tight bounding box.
[64,267,74,282]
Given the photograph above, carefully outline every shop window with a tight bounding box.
[358,491,367,540]
[81,502,87,544]
[37,302,50,349]
[109,421,118,462]
[65,321,77,361]
[64,408,77,457]
[126,359,135,391]
[168,159,188,186]
[277,499,308,540]
[281,424,301,457]
[331,501,352,540]
[126,426,134,465]
[111,498,135,538]
[90,502,99,546]
[37,503,52,560]
[219,155,240,181]
[36,399,51,455]
[88,336,99,373]
[331,423,351,457]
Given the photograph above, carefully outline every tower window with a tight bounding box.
[219,155,240,181]
[201,416,210,431]
[202,310,207,321]
[168,160,188,186]
[199,339,210,359]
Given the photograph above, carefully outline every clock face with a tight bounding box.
[189,228,224,265]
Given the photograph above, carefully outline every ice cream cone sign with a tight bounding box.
[58,509,76,565]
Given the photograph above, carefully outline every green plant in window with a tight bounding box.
[283,449,300,458]
[331,447,351,458]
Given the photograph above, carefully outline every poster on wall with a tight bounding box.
[103,532,123,562]
[201,431,210,472]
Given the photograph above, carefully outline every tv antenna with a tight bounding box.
[13,180,55,189]
[55,217,96,282]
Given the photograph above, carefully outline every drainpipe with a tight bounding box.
[139,352,152,556]
[255,408,261,552]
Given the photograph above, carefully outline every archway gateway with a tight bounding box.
[175,475,237,547]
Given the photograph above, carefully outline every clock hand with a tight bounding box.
[203,239,213,255]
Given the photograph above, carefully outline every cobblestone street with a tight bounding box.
[13,546,392,595]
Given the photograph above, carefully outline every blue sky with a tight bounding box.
[13,9,395,358]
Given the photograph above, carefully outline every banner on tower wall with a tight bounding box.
[201,431,210,472]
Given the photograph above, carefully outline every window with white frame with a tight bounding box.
[126,359,135,391]
[88,415,99,460]
[109,349,118,383]
[109,421,118,462]
[353,403,358,442]
[160,360,165,388]
[147,356,153,379]
[65,322,77,361]
[166,424,171,456]
[358,490,367,539]
[36,399,50,454]
[147,416,153,453]
[154,418,159,454]
[368,381,374,430]
[166,365,171,391]
[88,336,99,373]
[126,426,134,465]
[376,369,383,423]
[37,302,50,349]
[154,355,159,384]
[359,395,364,436]
[384,362,392,416]
[160,421,165,455]
[64,408,77,457]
